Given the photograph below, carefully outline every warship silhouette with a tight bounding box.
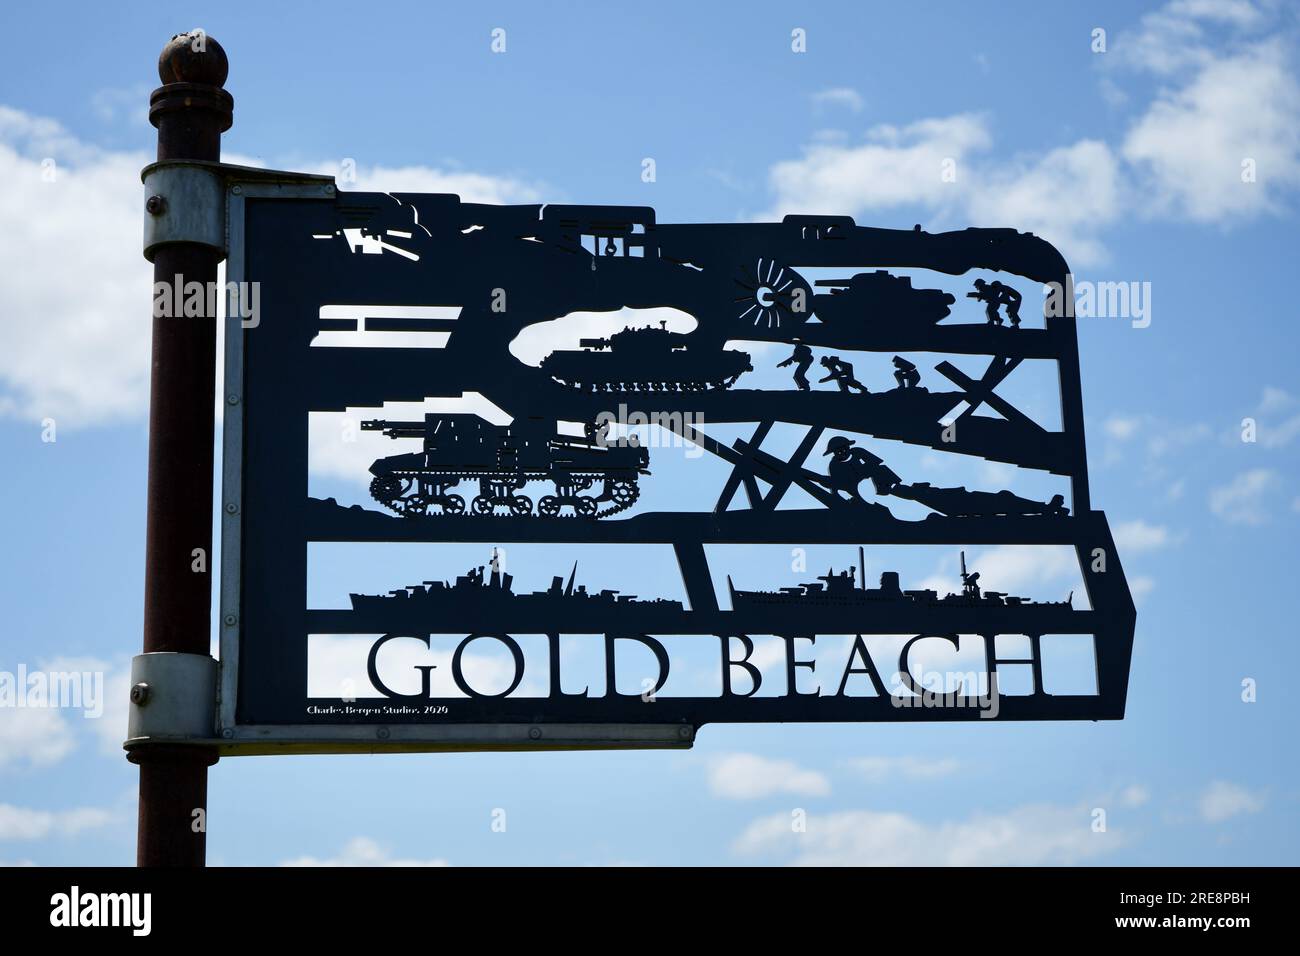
[349,551,685,614]
[727,548,1072,611]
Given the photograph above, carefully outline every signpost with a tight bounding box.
[128,33,1135,865]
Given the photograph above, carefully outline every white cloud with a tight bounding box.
[1118,784,1151,808]
[733,802,1122,866]
[1113,519,1173,553]
[845,755,961,782]
[1104,415,1143,440]
[281,836,449,867]
[1123,41,1300,221]
[1208,468,1280,524]
[1129,575,1156,602]
[0,105,544,428]
[0,707,76,770]
[0,803,113,841]
[705,753,831,800]
[763,1,1300,265]
[811,88,864,113]
[919,545,1080,599]
[965,139,1123,268]
[1198,780,1263,822]
[765,113,992,218]
[1248,386,1300,448]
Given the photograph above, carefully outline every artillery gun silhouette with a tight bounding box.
[362,414,648,518]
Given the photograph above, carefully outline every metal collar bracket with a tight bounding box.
[125,652,218,746]
[142,162,226,261]
[141,160,336,262]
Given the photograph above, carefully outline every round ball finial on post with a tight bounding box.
[150,31,234,158]
[158,31,229,87]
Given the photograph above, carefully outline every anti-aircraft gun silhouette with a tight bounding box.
[361,413,648,518]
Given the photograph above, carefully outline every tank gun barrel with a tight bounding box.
[360,419,427,440]
[578,336,611,350]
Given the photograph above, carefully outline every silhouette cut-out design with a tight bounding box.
[892,355,921,389]
[968,278,1024,328]
[819,355,869,393]
[727,548,1072,611]
[221,182,1135,732]
[777,342,814,390]
[540,322,752,392]
[345,553,685,632]
[363,413,647,518]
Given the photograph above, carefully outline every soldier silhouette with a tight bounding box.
[777,342,814,390]
[822,436,900,502]
[989,280,1022,328]
[818,355,868,393]
[892,355,920,389]
[968,279,1003,325]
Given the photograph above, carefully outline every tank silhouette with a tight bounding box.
[813,270,956,328]
[362,414,648,518]
[540,322,752,392]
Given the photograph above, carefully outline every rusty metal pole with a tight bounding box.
[127,32,233,867]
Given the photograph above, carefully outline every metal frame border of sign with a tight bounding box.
[216,175,692,755]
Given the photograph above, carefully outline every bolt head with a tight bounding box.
[225,502,238,514]
[130,682,151,706]
[226,394,239,405]
[145,195,167,216]
[377,727,391,740]
[223,613,237,626]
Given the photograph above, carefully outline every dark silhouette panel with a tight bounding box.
[227,187,1135,728]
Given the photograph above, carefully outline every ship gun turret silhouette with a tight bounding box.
[363,413,648,518]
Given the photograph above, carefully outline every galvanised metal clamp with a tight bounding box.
[125,652,219,746]
[141,160,227,261]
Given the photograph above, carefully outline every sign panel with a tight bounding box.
[219,173,1135,751]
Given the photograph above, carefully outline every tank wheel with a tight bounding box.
[370,475,402,503]
[472,495,494,515]
[576,497,598,517]
[538,495,561,517]
[609,480,637,505]
[404,494,429,516]
[510,495,533,517]
[442,494,465,515]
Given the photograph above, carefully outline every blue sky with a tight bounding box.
[1,0,1298,865]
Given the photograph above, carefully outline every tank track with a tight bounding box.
[370,470,640,519]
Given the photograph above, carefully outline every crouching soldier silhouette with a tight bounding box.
[968,278,1003,325]
[990,280,1023,328]
[892,355,920,389]
[822,436,901,503]
[777,342,814,391]
[819,355,868,393]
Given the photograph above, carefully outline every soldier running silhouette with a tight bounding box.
[777,342,814,391]
[892,355,920,389]
[819,355,868,393]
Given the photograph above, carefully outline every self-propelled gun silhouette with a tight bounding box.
[363,413,648,518]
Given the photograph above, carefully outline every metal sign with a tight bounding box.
[215,170,1134,753]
